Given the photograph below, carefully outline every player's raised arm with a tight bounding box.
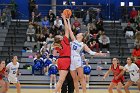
[67,19,76,41]
[61,13,69,38]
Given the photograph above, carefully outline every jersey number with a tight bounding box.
[73,45,77,50]
[13,71,16,74]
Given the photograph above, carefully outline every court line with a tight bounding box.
[9,86,138,90]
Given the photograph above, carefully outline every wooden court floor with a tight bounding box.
[6,85,139,93]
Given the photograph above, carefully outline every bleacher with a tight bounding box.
[0,18,130,85]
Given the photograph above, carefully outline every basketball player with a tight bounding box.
[67,19,105,93]
[0,60,8,93]
[53,14,71,93]
[121,57,140,93]
[6,56,21,93]
[103,58,124,93]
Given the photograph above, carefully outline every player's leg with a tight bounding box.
[108,82,116,93]
[124,80,134,93]
[0,80,7,93]
[86,75,90,87]
[77,67,86,93]
[53,74,57,87]
[50,75,53,87]
[116,82,123,93]
[70,70,79,93]
[14,82,21,93]
[54,70,68,93]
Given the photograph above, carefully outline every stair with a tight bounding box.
[0,20,28,61]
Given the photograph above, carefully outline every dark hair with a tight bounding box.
[0,60,5,64]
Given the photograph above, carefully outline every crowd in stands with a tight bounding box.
[122,7,140,67]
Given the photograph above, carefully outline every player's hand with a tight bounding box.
[61,13,66,19]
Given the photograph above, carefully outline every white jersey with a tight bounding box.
[124,63,139,82]
[71,40,84,56]
[6,62,19,78]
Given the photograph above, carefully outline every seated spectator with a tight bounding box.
[47,10,56,26]
[83,11,92,26]
[95,18,104,32]
[135,10,140,25]
[72,17,81,34]
[30,12,38,23]
[1,13,7,29]
[87,23,97,35]
[134,32,140,47]
[132,45,140,57]
[54,16,63,31]
[37,34,46,47]
[32,53,44,75]
[26,23,35,42]
[98,33,110,53]
[96,31,103,43]
[135,23,140,34]
[89,40,99,52]
[40,42,49,55]
[124,22,134,38]
[46,33,54,52]
[49,26,58,36]
[42,16,50,28]
[130,7,138,23]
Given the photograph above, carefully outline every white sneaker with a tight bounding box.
[50,83,52,88]
[100,51,102,53]
[54,83,56,87]
[107,51,110,53]
[86,83,89,88]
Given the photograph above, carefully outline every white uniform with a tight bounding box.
[70,40,84,70]
[6,62,19,83]
[124,63,139,83]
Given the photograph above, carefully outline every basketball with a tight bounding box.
[63,9,72,18]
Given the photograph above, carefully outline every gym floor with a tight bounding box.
[7,85,139,93]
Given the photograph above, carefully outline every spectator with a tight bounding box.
[130,7,138,23]
[2,6,11,23]
[54,16,63,31]
[89,40,99,52]
[95,18,104,32]
[87,23,97,35]
[124,22,134,38]
[30,12,37,23]
[132,45,140,57]
[98,33,110,53]
[0,13,7,29]
[135,23,140,34]
[96,31,103,43]
[95,9,102,20]
[26,23,35,42]
[42,16,50,28]
[40,42,49,56]
[135,10,140,25]
[72,17,81,34]
[33,5,41,22]
[134,32,140,46]
[83,11,92,25]
[46,33,54,53]
[28,0,36,18]
[47,10,56,26]
[37,34,46,48]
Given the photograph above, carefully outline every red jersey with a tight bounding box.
[0,68,6,80]
[55,36,71,70]
[55,36,71,57]
[111,64,124,84]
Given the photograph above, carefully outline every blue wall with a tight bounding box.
[0,0,140,19]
